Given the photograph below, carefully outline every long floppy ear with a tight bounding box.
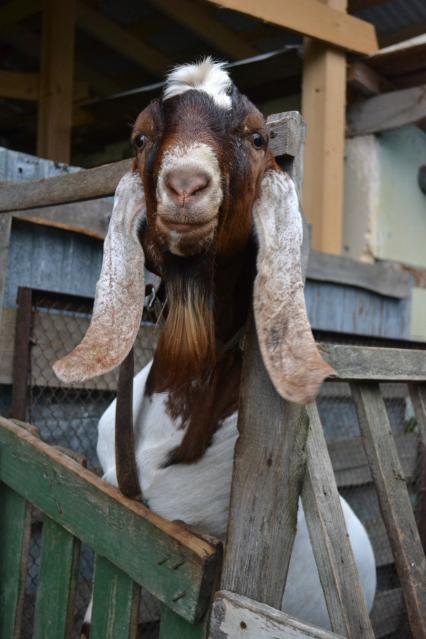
[252,169,335,404]
[53,172,146,383]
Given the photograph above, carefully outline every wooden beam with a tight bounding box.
[347,60,394,97]
[0,70,88,102]
[0,216,12,331]
[207,0,378,54]
[347,84,426,136]
[210,591,346,639]
[302,0,347,255]
[75,1,171,77]
[0,70,38,101]
[0,0,40,28]
[150,0,258,60]
[37,0,76,163]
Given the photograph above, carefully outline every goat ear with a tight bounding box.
[252,169,335,404]
[53,172,146,383]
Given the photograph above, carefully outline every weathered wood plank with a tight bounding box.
[91,555,140,639]
[0,484,31,639]
[221,314,309,606]
[159,606,208,639]
[0,214,12,327]
[33,517,80,639]
[347,84,426,136]
[307,250,411,299]
[0,113,299,213]
[351,383,426,638]
[209,590,346,639]
[320,343,426,381]
[409,383,426,554]
[302,403,374,638]
[0,159,132,213]
[10,287,33,420]
[0,417,221,623]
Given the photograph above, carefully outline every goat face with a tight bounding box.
[53,58,335,405]
[132,62,272,260]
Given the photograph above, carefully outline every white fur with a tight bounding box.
[156,142,223,254]
[96,363,376,630]
[163,57,232,109]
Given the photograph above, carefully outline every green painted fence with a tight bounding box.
[0,416,222,639]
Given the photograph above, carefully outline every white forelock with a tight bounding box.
[163,57,232,109]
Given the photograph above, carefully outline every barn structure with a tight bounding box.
[0,1,425,638]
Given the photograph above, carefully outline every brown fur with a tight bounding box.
[131,87,280,464]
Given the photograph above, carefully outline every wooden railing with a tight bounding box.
[0,417,221,639]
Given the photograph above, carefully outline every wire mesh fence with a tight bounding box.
[4,288,424,638]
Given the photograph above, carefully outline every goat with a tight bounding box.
[54,58,376,632]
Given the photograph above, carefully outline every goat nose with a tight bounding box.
[165,169,210,205]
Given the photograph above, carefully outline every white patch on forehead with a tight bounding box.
[159,142,221,177]
[163,57,232,110]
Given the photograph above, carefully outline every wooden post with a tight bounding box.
[220,115,310,608]
[0,215,12,328]
[37,0,75,163]
[301,0,347,255]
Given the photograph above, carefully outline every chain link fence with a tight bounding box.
[7,289,424,638]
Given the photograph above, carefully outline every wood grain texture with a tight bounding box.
[302,403,374,637]
[209,590,346,639]
[0,417,221,623]
[307,250,411,299]
[319,343,426,381]
[91,556,140,639]
[0,214,11,328]
[0,113,297,213]
[302,2,347,255]
[33,517,80,639]
[0,484,31,639]
[37,0,76,163]
[221,316,309,606]
[409,383,426,554]
[351,383,426,638]
[0,159,132,213]
[347,84,426,136]
[207,0,378,53]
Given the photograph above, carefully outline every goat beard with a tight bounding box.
[151,252,216,392]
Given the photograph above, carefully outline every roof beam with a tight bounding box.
[207,0,378,54]
[348,0,388,12]
[347,84,426,136]
[150,0,258,60]
[0,70,89,102]
[75,1,172,76]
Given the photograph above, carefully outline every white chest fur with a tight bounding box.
[96,362,376,628]
[97,361,238,538]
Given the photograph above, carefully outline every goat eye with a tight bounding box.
[134,134,146,149]
[251,132,265,149]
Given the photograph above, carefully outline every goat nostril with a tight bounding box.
[165,170,210,202]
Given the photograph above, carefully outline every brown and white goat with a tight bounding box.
[54,59,376,631]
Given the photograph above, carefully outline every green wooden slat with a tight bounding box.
[0,417,220,623]
[91,555,140,639]
[159,606,208,639]
[33,517,80,639]
[0,482,31,639]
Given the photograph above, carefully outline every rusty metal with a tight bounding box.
[10,287,34,421]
